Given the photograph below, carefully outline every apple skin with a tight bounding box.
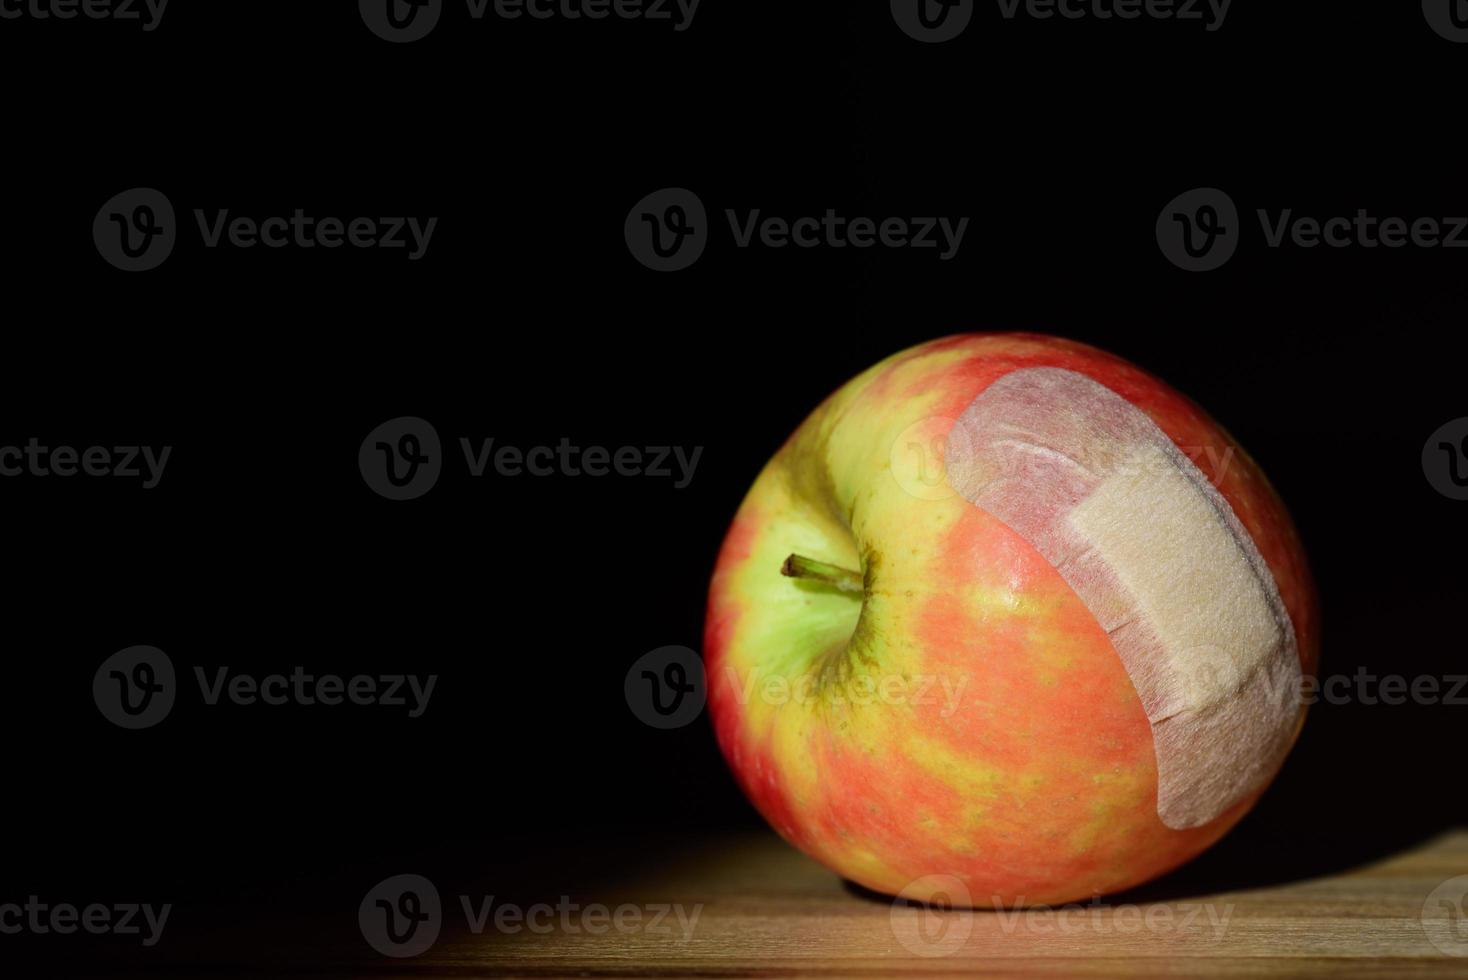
[704,333,1318,907]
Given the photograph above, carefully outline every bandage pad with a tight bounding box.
[945,367,1300,830]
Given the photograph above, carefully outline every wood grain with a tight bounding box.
[35,828,1468,977]
[418,828,1468,978]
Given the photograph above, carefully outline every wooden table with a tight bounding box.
[410,828,1468,977]
[36,827,1468,977]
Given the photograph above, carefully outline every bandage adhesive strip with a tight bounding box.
[944,366,1300,830]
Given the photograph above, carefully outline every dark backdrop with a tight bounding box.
[1,0,1465,969]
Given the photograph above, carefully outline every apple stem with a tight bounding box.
[781,554,864,594]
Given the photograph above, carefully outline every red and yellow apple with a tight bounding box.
[704,333,1318,907]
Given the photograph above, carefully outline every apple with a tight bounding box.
[705,333,1318,907]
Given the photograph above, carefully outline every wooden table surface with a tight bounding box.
[407,828,1468,977]
[34,827,1468,977]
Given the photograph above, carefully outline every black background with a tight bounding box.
[2,0,1466,970]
